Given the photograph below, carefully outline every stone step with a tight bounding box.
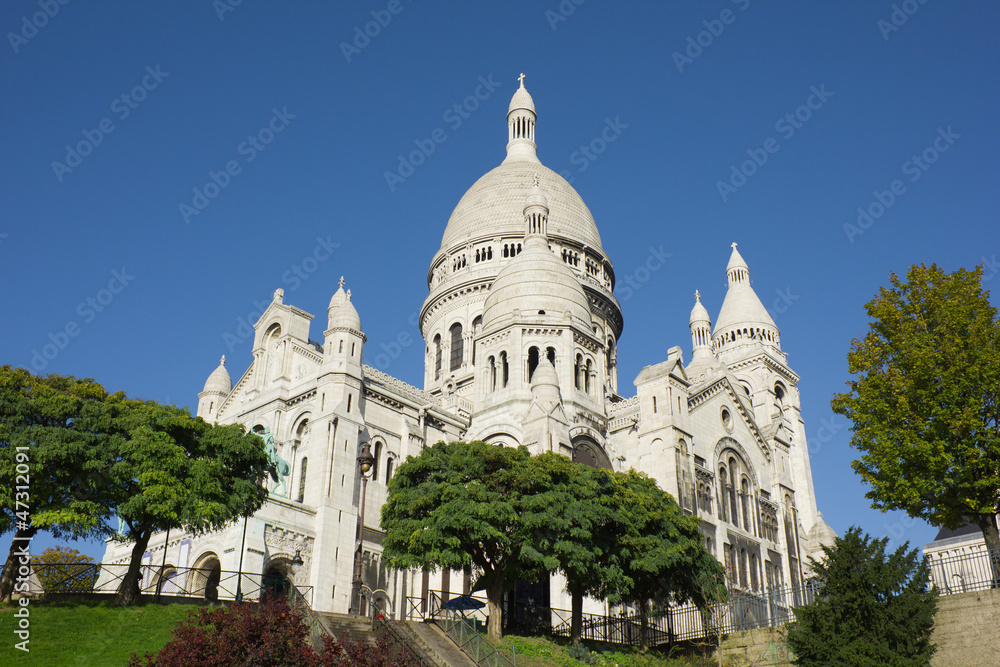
[400,620,480,667]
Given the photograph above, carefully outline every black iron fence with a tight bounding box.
[25,561,313,606]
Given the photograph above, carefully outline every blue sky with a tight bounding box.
[2,1,998,562]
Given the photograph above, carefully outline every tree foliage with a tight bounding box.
[127,596,420,666]
[33,546,99,593]
[831,264,1000,553]
[381,441,723,646]
[0,366,271,606]
[604,470,726,651]
[380,441,547,640]
[0,366,117,600]
[787,526,937,667]
[100,396,271,605]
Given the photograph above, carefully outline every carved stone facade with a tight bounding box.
[102,78,832,617]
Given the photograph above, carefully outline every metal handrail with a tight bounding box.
[428,591,515,667]
[359,586,437,667]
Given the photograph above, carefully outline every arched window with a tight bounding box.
[296,457,308,503]
[471,317,482,364]
[385,457,394,481]
[500,352,509,387]
[372,441,383,482]
[718,465,728,522]
[488,356,496,391]
[546,346,556,365]
[585,359,592,395]
[728,457,739,527]
[574,354,583,390]
[527,346,539,382]
[449,323,463,371]
[741,478,751,532]
[434,334,442,380]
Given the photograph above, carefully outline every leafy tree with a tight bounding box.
[100,396,271,605]
[0,366,117,601]
[787,526,937,666]
[832,264,1000,555]
[32,546,99,593]
[605,470,726,652]
[521,452,621,645]
[381,441,548,641]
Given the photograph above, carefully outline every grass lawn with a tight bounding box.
[0,598,197,665]
[495,633,716,667]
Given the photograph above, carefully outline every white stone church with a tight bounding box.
[102,78,834,617]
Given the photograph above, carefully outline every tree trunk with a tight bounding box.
[976,513,1000,584]
[638,597,649,653]
[0,526,38,602]
[115,530,152,606]
[570,584,583,645]
[486,576,505,641]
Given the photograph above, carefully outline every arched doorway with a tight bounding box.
[262,560,292,599]
[571,437,613,470]
[189,553,222,602]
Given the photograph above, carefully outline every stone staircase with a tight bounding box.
[313,611,378,645]
[399,620,480,667]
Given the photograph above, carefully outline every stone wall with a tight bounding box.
[718,626,794,667]
[930,587,1000,666]
[713,587,1000,667]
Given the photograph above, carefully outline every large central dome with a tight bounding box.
[440,162,604,252]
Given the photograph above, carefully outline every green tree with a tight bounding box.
[32,546,99,593]
[520,452,621,645]
[606,470,726,652]
[787,527,937,666]
[380,441,547,641]
[0,366,117,601]
[831,264,1000,555]
[100,396,271,605]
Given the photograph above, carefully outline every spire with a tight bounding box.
[505,73,538,163]
[689,290,714,362]
[714,243,780,352]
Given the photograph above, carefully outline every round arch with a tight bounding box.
[571,435,613,470]
[189,552,222,602]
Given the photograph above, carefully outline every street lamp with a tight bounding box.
[350,441,375,614]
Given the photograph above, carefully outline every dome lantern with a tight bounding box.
[505,73,538,163]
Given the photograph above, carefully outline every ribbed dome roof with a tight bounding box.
[482,237,592,328]
[327,279,362,332]
[440,163,603,252]
[689,291,711,325]
[203,356,232,394]
[509,83,535,114]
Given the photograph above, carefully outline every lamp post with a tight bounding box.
[350,441,375,614]
[235,514,249,603]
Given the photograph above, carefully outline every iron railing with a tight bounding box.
[927,547,1000,595]
[426,592,515,667]
[30,562,313,606]
[359,586,438,667]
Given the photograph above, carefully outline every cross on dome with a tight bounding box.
[695,290,701,301]
[731,242,738,250]
[220,355,226,366]
[339,276,345,288]
[518,72,526,87]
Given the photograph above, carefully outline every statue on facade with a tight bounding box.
[259,426,291,498]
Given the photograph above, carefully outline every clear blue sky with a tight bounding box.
[2,1,998,562]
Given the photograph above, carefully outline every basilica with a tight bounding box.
[102,78,834,617]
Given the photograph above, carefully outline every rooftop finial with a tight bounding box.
[220,355,226,366]
[518,72,526,87]
[339,276,345,288]
[731,242,738,250]
[695,290,701,301]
